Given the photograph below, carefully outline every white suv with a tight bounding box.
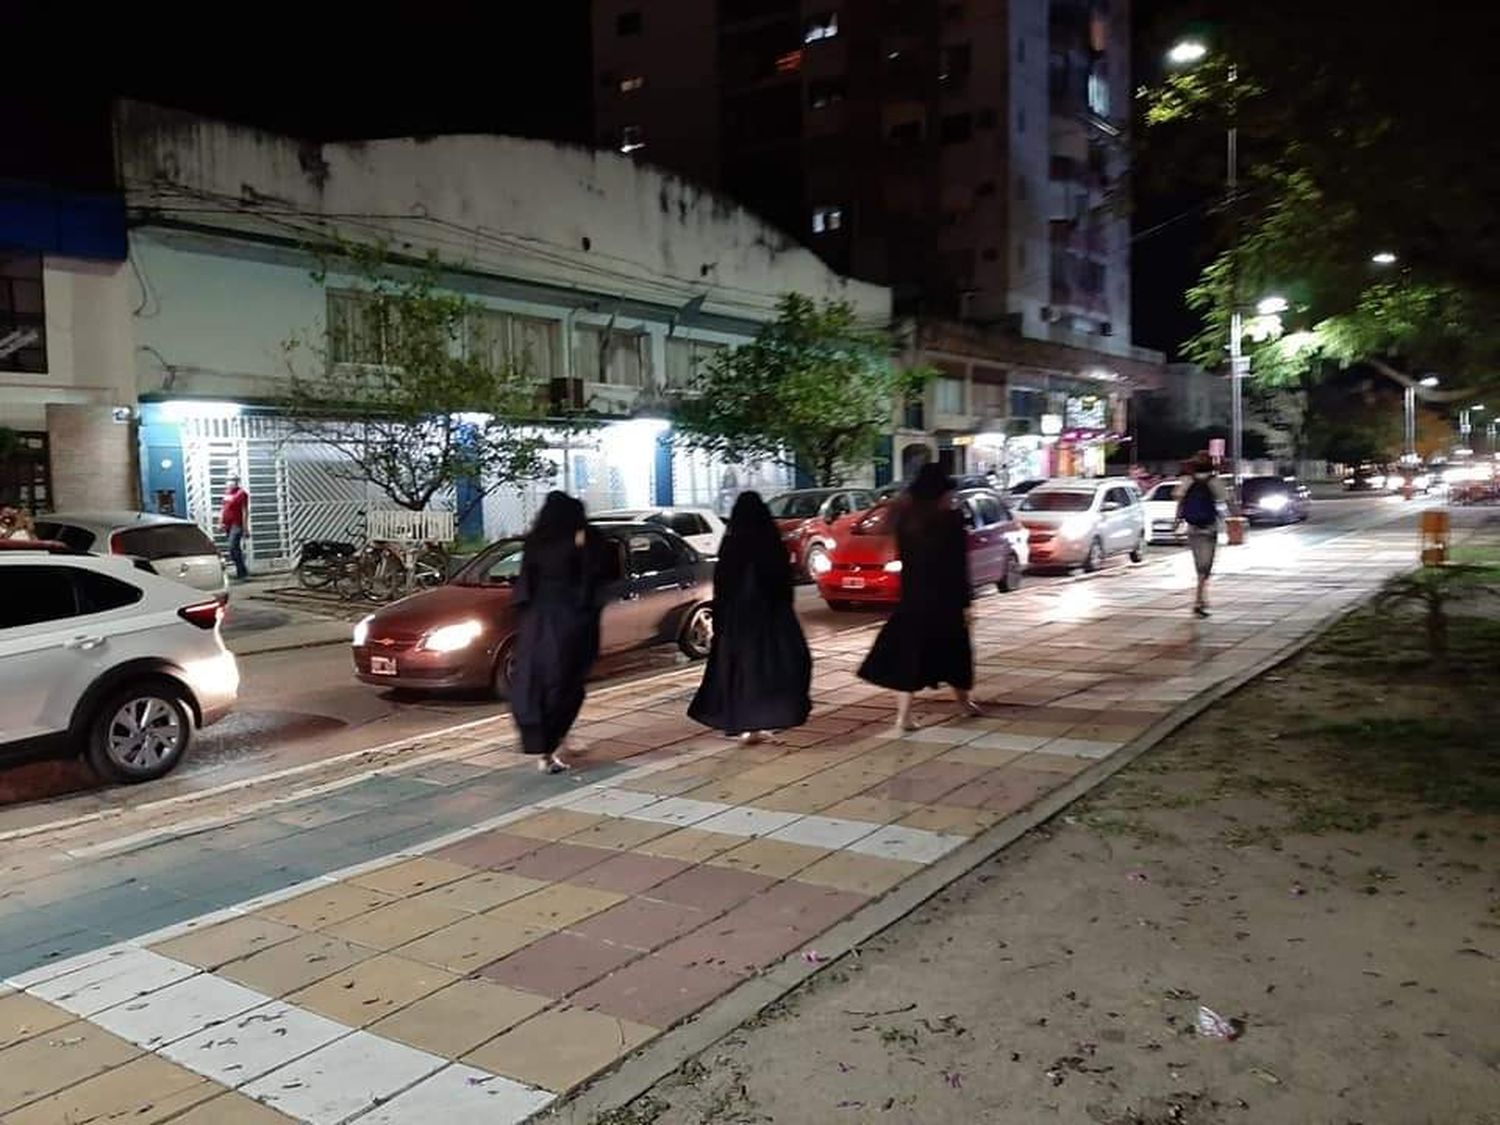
[0,548,239,783]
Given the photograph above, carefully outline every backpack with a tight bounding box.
[1180,478,1217,527]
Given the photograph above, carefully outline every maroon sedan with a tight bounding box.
[352,524,714,697]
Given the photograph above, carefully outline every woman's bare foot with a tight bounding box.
[539,752,571,774]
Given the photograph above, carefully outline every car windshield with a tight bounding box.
[1020,491,1093,512]
[766,493,829,519]
[455,539,524,585]
[1241,479,1284,498]
[853,506,893,535]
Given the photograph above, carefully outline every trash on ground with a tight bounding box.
[1196,1005,1243,1040]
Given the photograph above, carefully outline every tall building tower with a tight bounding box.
[592,0,1132,344]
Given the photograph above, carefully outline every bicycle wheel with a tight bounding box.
[332,558,364,601]
[360,544,407,602]
[412,545,450,589]
[295,555,334,589]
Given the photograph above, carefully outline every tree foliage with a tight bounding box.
[674,294,930,486]
[283,244,552,517]
[1141,1,1500,399]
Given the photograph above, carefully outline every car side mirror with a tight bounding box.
[1102,500,1121,512]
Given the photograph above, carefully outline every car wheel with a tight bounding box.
[491,638,518,700]
[999,549,1023,592]
[679,603,714,659]
[1129,537,1146,563]
[803,543,831,580]
[86,680,193,784]
[1083,538,1105,572]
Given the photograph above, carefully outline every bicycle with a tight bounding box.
[293,512,367,596]
[351,537,452,602]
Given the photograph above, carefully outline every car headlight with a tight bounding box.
[1369,475,1386,489]
[419,619,484,653]
[1258,493,1289,511]
[1414,474,1430,489]
[808,550,833,575]
[883,559,903,573]
[1059,516,1094,539]
[352,615,372,647]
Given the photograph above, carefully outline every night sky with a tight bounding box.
[8,0,1205,360]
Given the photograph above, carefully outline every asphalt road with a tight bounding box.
[0,495,1403,813]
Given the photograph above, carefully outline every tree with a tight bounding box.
[674,294,930,486]
[283,244,552,519]
[1141,2,1500,401]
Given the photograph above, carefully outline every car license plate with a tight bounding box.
[370,655,397,676]
[842,576,866,589]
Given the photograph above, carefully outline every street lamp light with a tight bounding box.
[1419,375,1440,388]
[1403,376,1439,464]
[1166,39,1209,66]
[1255,295,1288,316]
[1371,251,1398,265]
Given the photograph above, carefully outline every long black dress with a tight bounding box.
[509,531,609,755]
[688,527,812,735]
[858,504,974,692]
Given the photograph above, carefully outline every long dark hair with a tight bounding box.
[717,490,791,597]
[898,463,956,538]
[524,491,588,575]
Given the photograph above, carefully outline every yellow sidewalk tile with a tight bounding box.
[0,1019,141,1113]
[484,884,624,932]
[0,992,73,1051]
[153,915,303,970]
[372,978,550,1059]
[797,851,922,897]
[6,1052,216,1125]
[465,1005,655,1093]
[256,883,397,930]
[349,857,476,897]
[286,953,456,1027]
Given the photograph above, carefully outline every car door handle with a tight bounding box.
[65,635,105,651]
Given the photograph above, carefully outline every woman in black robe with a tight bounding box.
[858,464,980,733]
[510,491,609,773]
[689,491,812,744]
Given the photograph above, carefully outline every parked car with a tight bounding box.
[766,487,879,578]
[1141,479,1230,544]
[352,522,714,698]
[32,511,229,597]
[592,507,727,556]
[0,547,239,782]
[816,487,1026,609]
[1019,479,1147,572]
[1241,476,1311,525]
[1007,478,1048,498]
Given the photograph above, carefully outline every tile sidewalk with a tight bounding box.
[0,518,1425,1123]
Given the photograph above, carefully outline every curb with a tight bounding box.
[543,579,1369,1124]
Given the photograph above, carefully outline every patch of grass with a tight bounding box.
[1289,800,1383,835]
[1221,821,1283,848]
[1078,810,1180,845]
[877,1025,920,1047]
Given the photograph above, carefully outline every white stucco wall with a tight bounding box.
[114,101,891,332]
[0,257,133,431]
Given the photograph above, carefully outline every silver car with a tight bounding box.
[0,547,239,782]
[1019,479,1147,572]
[32,511,229,597]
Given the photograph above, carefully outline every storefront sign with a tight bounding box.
[1065,395,1107,430]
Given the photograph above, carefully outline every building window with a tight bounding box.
[467,309,562,380]
[804,11,839,43]
[616,10,642,35]
[934,377,966,415]
[619,75,646,93]
[0,253,46,374]
[327,291,395,366]
[939,43,971,87]
[939,112,973,144]
[808,78,846,109]
[665,338,724,388]
[1087,66,1110,116]
[619,125,645,154]
[811,206,844,234]
[577,325,648,387]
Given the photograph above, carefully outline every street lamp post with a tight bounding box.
[1405,375,1440,464]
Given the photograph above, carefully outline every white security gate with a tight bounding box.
[672,446,793,517]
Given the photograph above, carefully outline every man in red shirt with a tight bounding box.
[221,475,250,580]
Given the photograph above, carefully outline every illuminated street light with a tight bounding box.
[1419,375,1440,388]
[1371,251,1398,265]
[1166,39,1209,66]
[1255,295,1288,316]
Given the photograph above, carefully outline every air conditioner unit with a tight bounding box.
[549,378,585,412]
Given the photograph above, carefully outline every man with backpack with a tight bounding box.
[1174,452,1228,618]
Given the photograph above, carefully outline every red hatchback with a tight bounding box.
[816,488,1025,609]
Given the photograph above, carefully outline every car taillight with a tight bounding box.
[178,600,224,630]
